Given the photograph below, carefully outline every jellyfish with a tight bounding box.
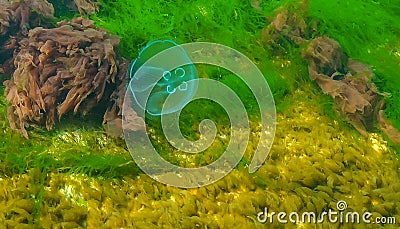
[128,40,198,116]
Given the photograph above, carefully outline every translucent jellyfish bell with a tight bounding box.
[128,40,198,116]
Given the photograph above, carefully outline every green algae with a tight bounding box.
[2,0,398,181]
[0,86,138,179]
[307,0,400,130]
[93,0,267,57]
[48,0,80,19]
[91,0,296,111]
[1,0,400,227]
[262,0,400,134]
[2,87,400,227]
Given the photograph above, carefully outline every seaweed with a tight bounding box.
[0,85,139,179]
[48,0,99,19]
[2,74,400,228]
[2,17,131,138]
[259,0,400,131]
[48,0,80,19]
[92,0,268,58]
[307,0,400,130]
[1,1,400,226]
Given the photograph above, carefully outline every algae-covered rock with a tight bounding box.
[3,17,130,138]
[71,0,99,15]
[263,0,311,47]
[304,36,400,143]
[0,0,55,75]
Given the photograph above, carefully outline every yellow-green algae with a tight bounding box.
[1,0,400,228]
[1,47,399,228]
[1,85,399,228]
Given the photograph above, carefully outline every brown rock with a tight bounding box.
[263,1,310,46]
[3,17,130,137]
[0,0,55,75]
[378,110,400,145]
[304,36,399,141]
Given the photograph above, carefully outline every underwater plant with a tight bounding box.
[306,0,400,131]
[0,0,400,227]
[128,40,198,116]
[3,17,123,138]
[50,0,99,17]
[0,0,56,75]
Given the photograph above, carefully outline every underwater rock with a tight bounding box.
[0,0,17,75]
[0,37,17,76]
[55,0,99,16]
[304,36,397,138]
[269,10,307,44]
[72,0,100,15]
[103,58,146,138]
[265,3,399,143]
[0,0,55,75]
[3,17,127,138]
[10,0,54,34]
[263,1,310,46]
[305,37,347,77]
[378,110,400,145]
[249,0,263,11]
[0,0,13,36]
